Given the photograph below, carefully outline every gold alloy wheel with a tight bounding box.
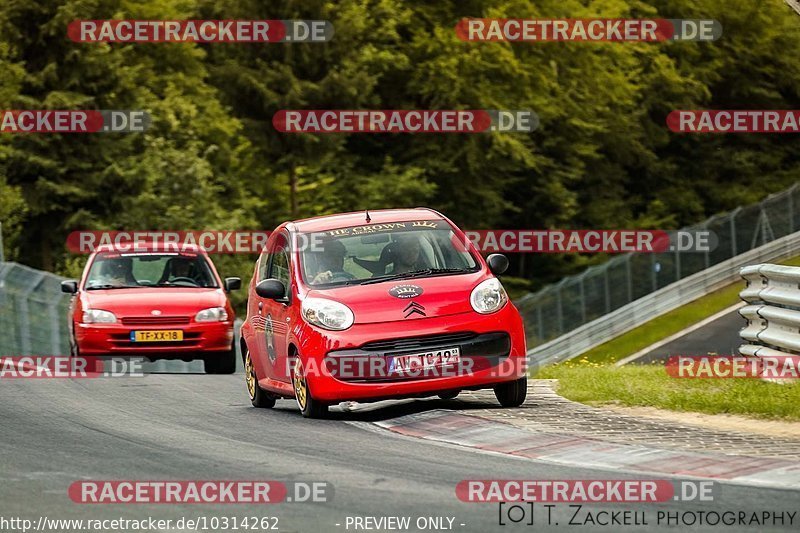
[293,359,308,411]
[244,350,256,399]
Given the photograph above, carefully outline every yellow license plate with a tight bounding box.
[131,330,183,342]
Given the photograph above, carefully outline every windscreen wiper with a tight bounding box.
[359,268,469,285]
[85,284,142,290]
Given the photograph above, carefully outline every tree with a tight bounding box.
[0,0,252,272]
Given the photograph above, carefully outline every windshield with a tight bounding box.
[299,221,479,287]
[85,252,219,289]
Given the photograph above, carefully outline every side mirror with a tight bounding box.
[486,254,509,276]
[224,277,241,292]
[61,280,78,294]
[255,278,286,300]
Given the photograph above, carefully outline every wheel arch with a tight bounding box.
[239,336,248,364]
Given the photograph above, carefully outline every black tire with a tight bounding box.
[204,344,237,374]
[494,377,528,407]
[438,390,460,400]
[292,358,328,418]
[244,348,275,408]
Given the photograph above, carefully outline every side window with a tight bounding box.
[257,253,269,281]
[267,233,291,299]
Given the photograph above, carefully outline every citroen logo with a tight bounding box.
[403,301,426,318]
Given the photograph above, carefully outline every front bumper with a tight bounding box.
[75,321,234,356]
[295,304,527,402]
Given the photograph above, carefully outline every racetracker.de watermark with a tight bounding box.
[67,231,272,254]
[69,480,332,504]
[66,229,716,254]
[462,230,715,254]
[68,20,333,43]
[272,110,538,133]
[455,19,722,42]
[0,110,149,133]
[300,352,526,381]
[666,355,800,379]
[668,110,800,133]
[456,479,716,502]
[0,357,145,378]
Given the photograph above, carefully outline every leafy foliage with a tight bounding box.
[1,0,799,291]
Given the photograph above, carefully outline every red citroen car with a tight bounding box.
[240,208,527,417]
[61,243,240,373]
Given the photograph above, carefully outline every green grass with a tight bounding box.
[578,255,800,364]
[538,363,800,421]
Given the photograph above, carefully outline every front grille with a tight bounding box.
[329,331,512,383]
[359,332,477,352]
[121,316,191,325]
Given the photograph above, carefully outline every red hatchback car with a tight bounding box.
[240,208,528,417]
[61,243,241,374]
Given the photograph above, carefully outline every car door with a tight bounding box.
[247,252,272,379]
[261,232,293,383]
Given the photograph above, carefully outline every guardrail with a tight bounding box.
[518,183,800,348]
[0,261,71,356]
[0,260,243,372]
[739,263,800,358]
[526,229,800,367]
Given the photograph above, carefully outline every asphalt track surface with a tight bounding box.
[1,373,798,532]
[635,308,744,364]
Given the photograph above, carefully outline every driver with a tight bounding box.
[311,239,354,284]
[98,258,135,286]
[161,257,196,284]
[389,234,423,274]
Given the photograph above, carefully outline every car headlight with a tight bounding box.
[301,297,354,331]
[195,307,229,322]
[470,278,508,314]
[82,309,117,324]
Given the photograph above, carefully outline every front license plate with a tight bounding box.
[389,347,461,374]
[130,330,183,342]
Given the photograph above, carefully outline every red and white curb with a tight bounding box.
[373,410,800,490]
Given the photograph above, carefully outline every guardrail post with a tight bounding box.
[625,256,632,303]
[48,298,62,355]
[730,207,740,257]
[18,272,46,355]
[556,285,564,335]
[536,304,544,341]
[603,268,611,313]
[751,210,774,249]
[0,263,11,354]
[579,275,587,323]
[650,254,658,291]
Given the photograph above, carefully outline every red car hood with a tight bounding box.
[307,271,489,324]
[82,288,226,318]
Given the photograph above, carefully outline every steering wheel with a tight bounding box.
[329,272,356,282]
[169,276,199,285]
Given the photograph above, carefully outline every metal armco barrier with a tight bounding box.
[527,229,800,367]
[739,263,800,357]
[518,183,800,348]
[0,260,242,372]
